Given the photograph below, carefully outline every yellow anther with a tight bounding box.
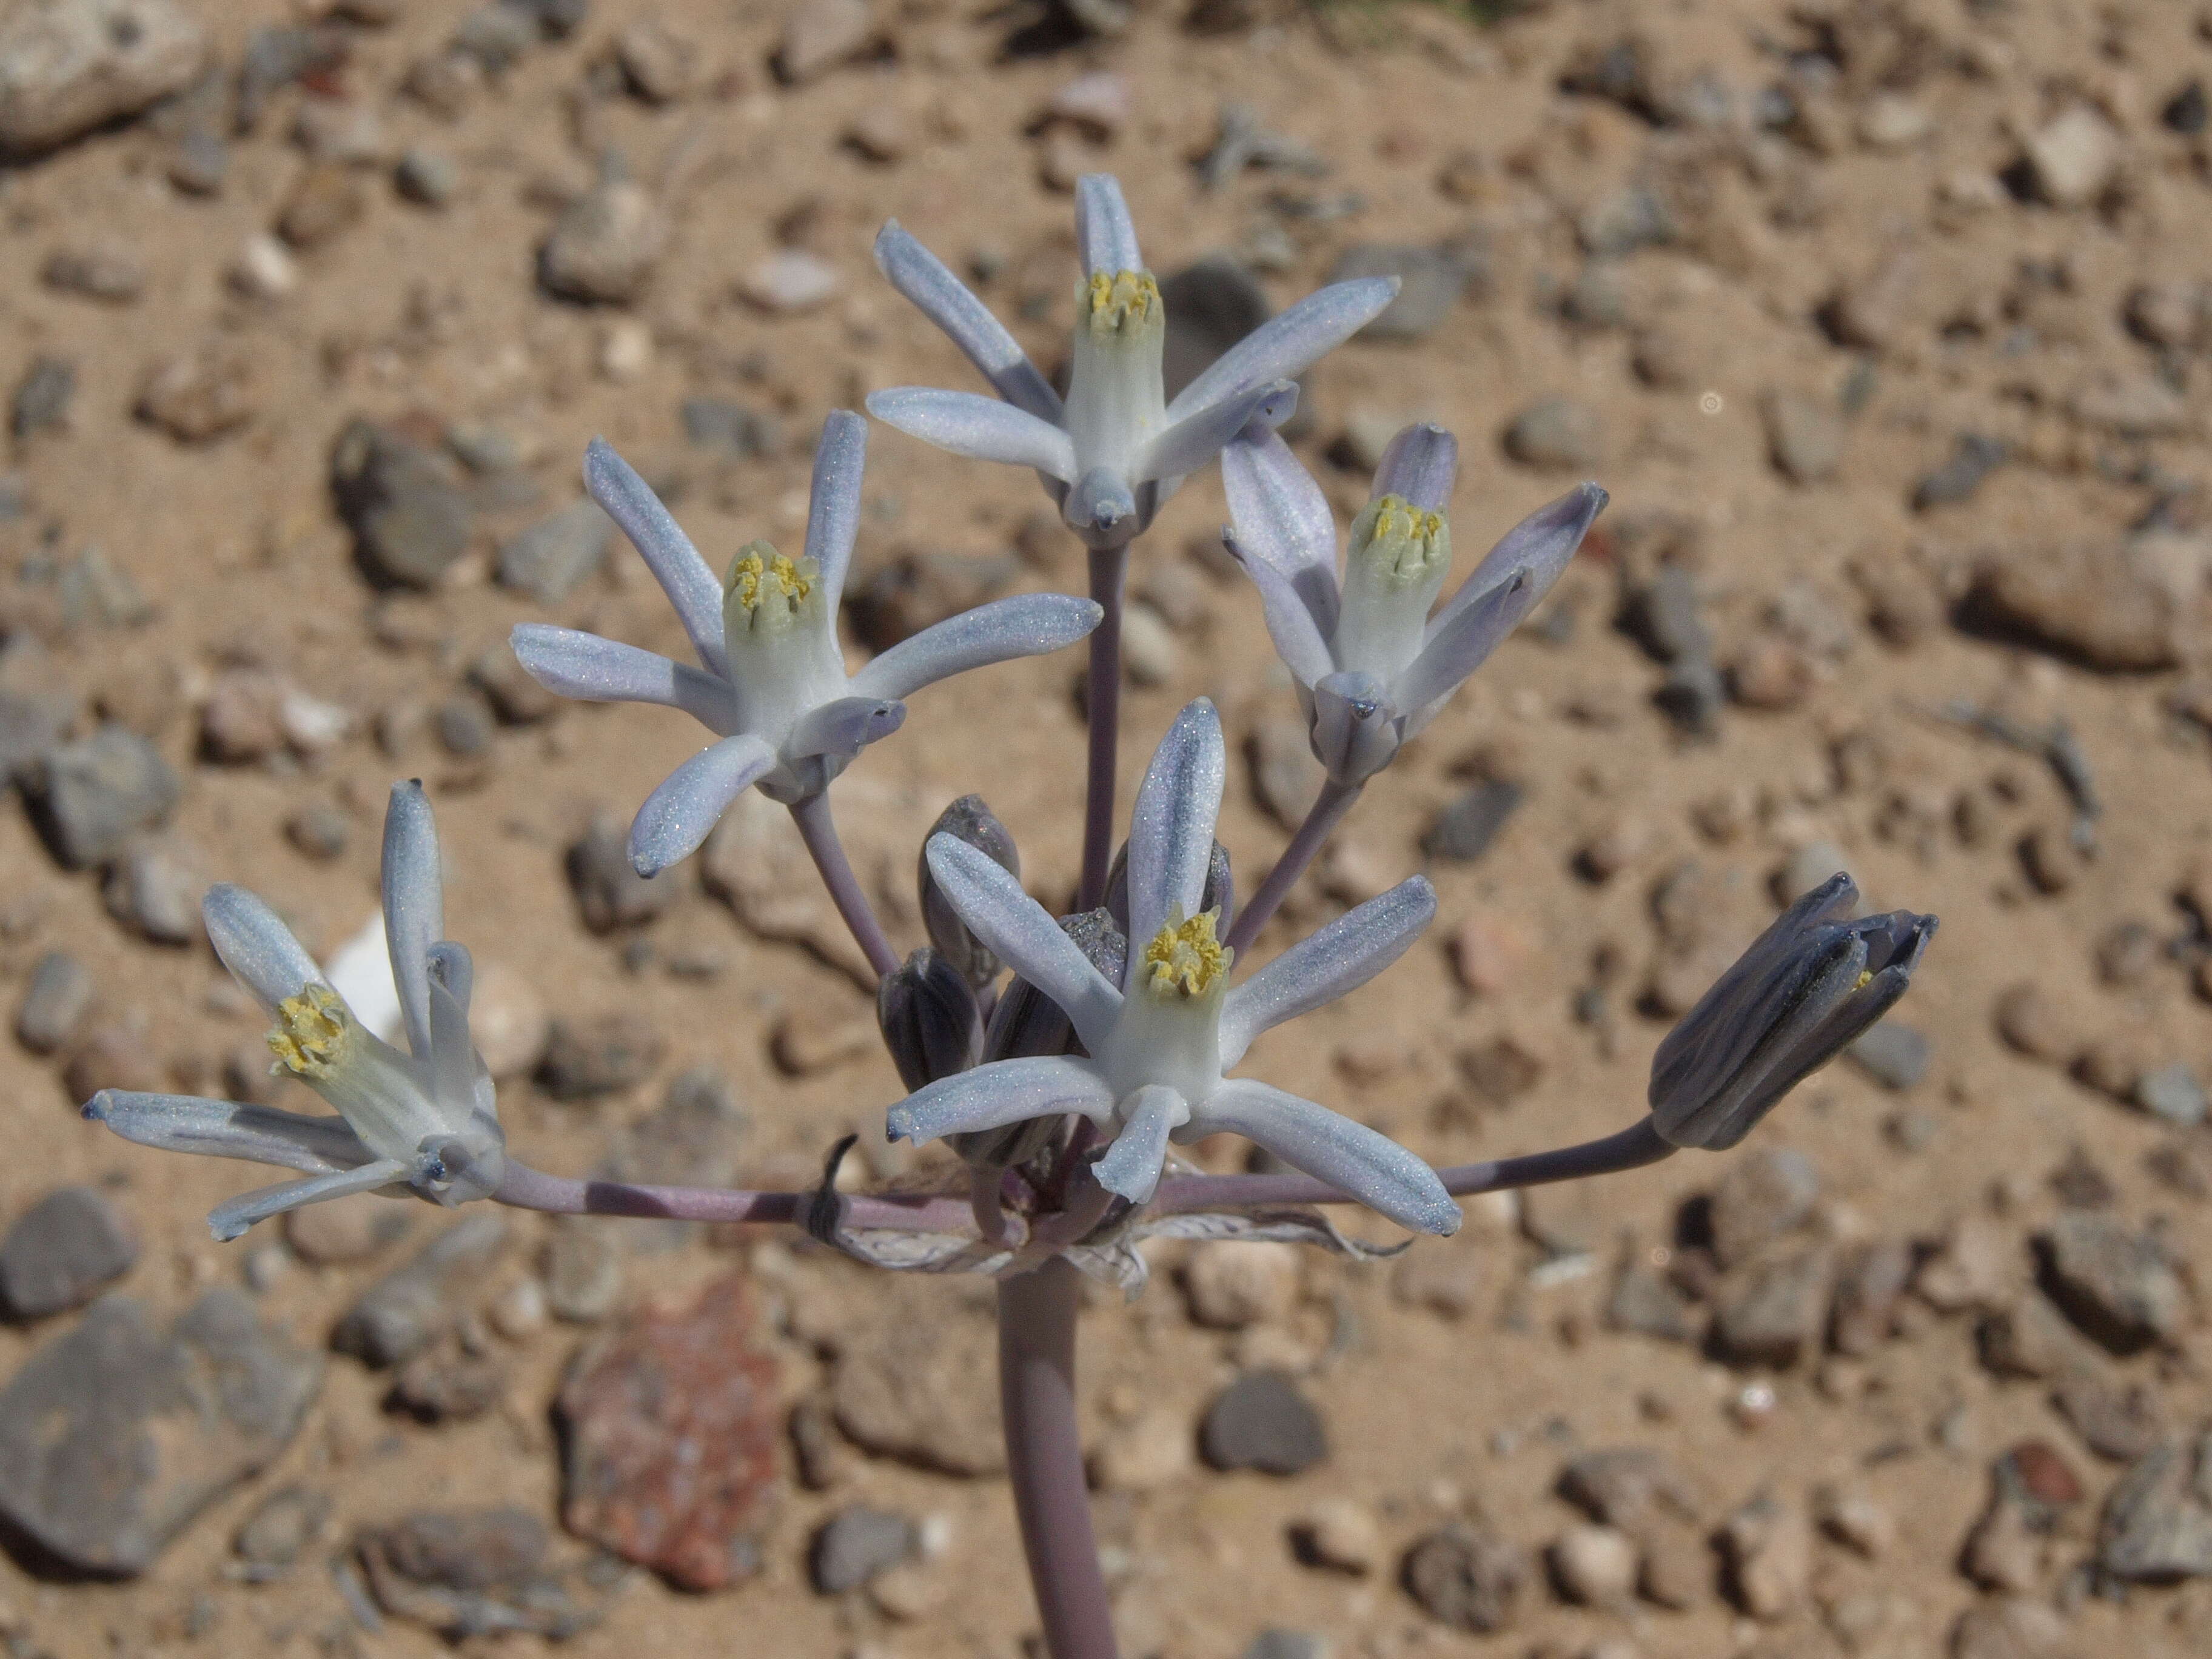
[1142,910,1230,998]
[1351,494,1449,581]
[1084,270,1161,337]
[267,985,350,1078]
[1854,968,1874,991]
[724,541,813,614]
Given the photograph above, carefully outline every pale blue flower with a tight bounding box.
[867,174,1398,546]
[511,412,1102,873]
[886,699,1458,1235]
[1224,421,1607,785]
[84,783,506,1242]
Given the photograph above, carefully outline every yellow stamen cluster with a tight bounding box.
[1084,270,1161,337]
[1142,910,1230,998]
[1854,968,1874,991]
[1351,494,1449,581]
[267,985,350,1078]
[725,541,813,613]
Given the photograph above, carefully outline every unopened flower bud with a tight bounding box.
[917,796,1020,988]
[1650,874,1937,1151]
[877,947,983,1092]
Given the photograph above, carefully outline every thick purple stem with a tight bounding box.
[999,1257,1120,1659]
[1223,777,1361,954]
[1150,1116,1677,1215]
[789,789,902,982]
[1078,542,1129,909]
[490,1159,974,1234]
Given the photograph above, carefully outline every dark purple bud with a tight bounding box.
[877,947,982,1092]
[1650,874,1937,1150]
[1103,840,1234,936]
[917,796,1020,989]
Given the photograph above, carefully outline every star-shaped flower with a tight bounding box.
[511,411,1102,873]
[886,699,1460,1235]
[84,783,506,1241]
[866,174,1399,546]
[1224,421,1607,785]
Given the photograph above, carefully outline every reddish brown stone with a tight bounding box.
[555,1273,779,1590]
[2003,1440,2084,1508]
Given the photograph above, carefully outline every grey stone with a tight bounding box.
[544,1222,623,1323]
[233,1485,329,1571]
[167,126,226,195]
[1557,1447,1703,1530]
[1761,388,1845,484]
[332,420,475,589]
[395,146,457,206]
[1329,242,1480,341]
[1503,398,1601,469]
[436,697,494,758]
[1161,257,1270,406]
[680,398,781,459]
[57,545,153,628]
[1711,1247,1832,1367]
[1247,715,1321,830]
[539,178,668,305]
[15,950,93,1054]
[498,500,612,605]
[2164,81,2207,137]
[1243,1632,1329,1659]
[2136,1063,2208,1128]
[1912,432,2006,511]
[1848,1022,1930,1090]
[2099,1430,2212,1581]
[1402,1521,1527,1634]
[1828,1239,1913,1356]
[40,244,144,303]
[2055,1375,2165,1464]
[235,24,347,130]
[2038,1213,2184,1355]
[26,724,180,869]
[537,1014,665,1099]
[356,1506,592,1639]
[285,802,350,860]
[1607,1262,1695,1342]
[332,1213,509,1368]
[101,839,204,945]
[450,4,540,72]
[0,686,78,783]
[775,0,872,84]
[1578,186,1674,256]
[0,1186,135,1318]
[1621,566,1709,663]
[831,1306,1005,1476]
[1707,1145,1818,1268]
[0,1290,320,1575]
[1949,1597,2078,1659]
[1424,779,1524,862]
[1657,654,1725,734]
[11,354,73,441]
[809,1506,912,1594]
[1199,1369,1326,1475]
[0,0,207,156]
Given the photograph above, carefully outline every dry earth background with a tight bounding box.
[1,0,2211,1655]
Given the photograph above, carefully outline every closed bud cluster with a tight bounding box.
[877,948,983,1093]
[919,795,1021,988]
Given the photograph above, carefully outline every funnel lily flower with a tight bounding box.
[510,412,1102,874]
[1650,873,1938,1150]
[84,783,506,1242]
[885,699,1460,1236]
[866,174,1398,547]
[1224,422,1607,785]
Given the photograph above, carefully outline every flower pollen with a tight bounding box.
[267,985,349,1078]
[1350,494,1449,583]
[1084,270,1161,337]
[1142,909,1230,998]
[725,541,813,614]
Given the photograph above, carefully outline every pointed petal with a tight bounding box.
[1224,531,1335,688]
[803,410,868,604]
[873,221,1062,423]
[1427,482,1606,645]
[584,438,729,677]
[381,780,443,1062]
[629,734,779,876]
[1094,1085,1183,1205]
[1390,568,1530,723]
[86,1090,372,1175]
[886,1054,1112,1144]
[786,695,905,759]
[866,388,1077,481]
[509,625,734,729]
[1193,1079,1460,1236]
[925,835,1122,1052]
[1372,423,1458,514]
[1126,699,1227,954]
[203,885,326,1013]
[1139,379,1298,486]
[850,592,1102,703]
[1074,175,1142,276]
[1220,877,1436,1068]
[207,1161,412,1243]
[1164,277,1399,424]
[426,953,476,1131]
[1222,426,1339,619]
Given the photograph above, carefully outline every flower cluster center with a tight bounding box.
[267,985,350,1078]
[1084,270,1161,337]
[725,542,813,614]
[1142,910,1230,998]
[1352,494,1449,582]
